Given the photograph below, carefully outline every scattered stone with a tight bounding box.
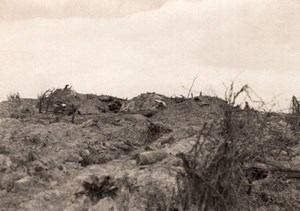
[0,189,7,198]
[88,197,118,211]
[174,97,185,103]
[80,119,97,128]
[0,155,12,172]
[160,135,175,145]
[79,149,90,157]
[13,176,35,192]
[154,99,167,108]
[0,173,15,192]
[50,180,58,186]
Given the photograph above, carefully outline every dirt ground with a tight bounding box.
[0,92,300,211]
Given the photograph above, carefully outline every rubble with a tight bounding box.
[36,86,125,116]
[121,93,167,117]
[1,91,300,211]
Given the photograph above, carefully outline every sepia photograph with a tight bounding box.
[0,0,300,210]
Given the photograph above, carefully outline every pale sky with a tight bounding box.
[0,0,299,111]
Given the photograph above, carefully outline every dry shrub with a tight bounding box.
[286,96,300,131]
[174,83,257,210]
[143,181,170,211]
[7,92,20,102]
[177,82,298,211]
[175,82,300,210]
[6,92,35,119]
[9,106,34,119]
[37,85,76,115]
[76,175,118,203]
[37,85,80,123]
[175,119,252,211]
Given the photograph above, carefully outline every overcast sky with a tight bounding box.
[0,0,299,110]
[0,0,169,19]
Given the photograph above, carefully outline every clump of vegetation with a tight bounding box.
[37,85,76,114]
[7,92,21,102]
[9,108,31,119]
[76,175,118,202]
[36,85,79,123]
[286,96,300,131]
[142,180,171,211]
[175,121,250,210]
[6,92,35,119]
[174,82,300,210]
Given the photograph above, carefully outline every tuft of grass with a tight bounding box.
[7,92,20,102]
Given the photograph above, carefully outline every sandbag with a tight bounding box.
[136,150,168,165]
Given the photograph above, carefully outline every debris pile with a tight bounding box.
[121,93,167,117]
[37,85,125,116]
[1,91,300,211]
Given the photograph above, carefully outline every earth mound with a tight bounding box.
[0,89,300,210]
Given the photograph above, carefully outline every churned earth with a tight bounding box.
[0,91,300,211]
